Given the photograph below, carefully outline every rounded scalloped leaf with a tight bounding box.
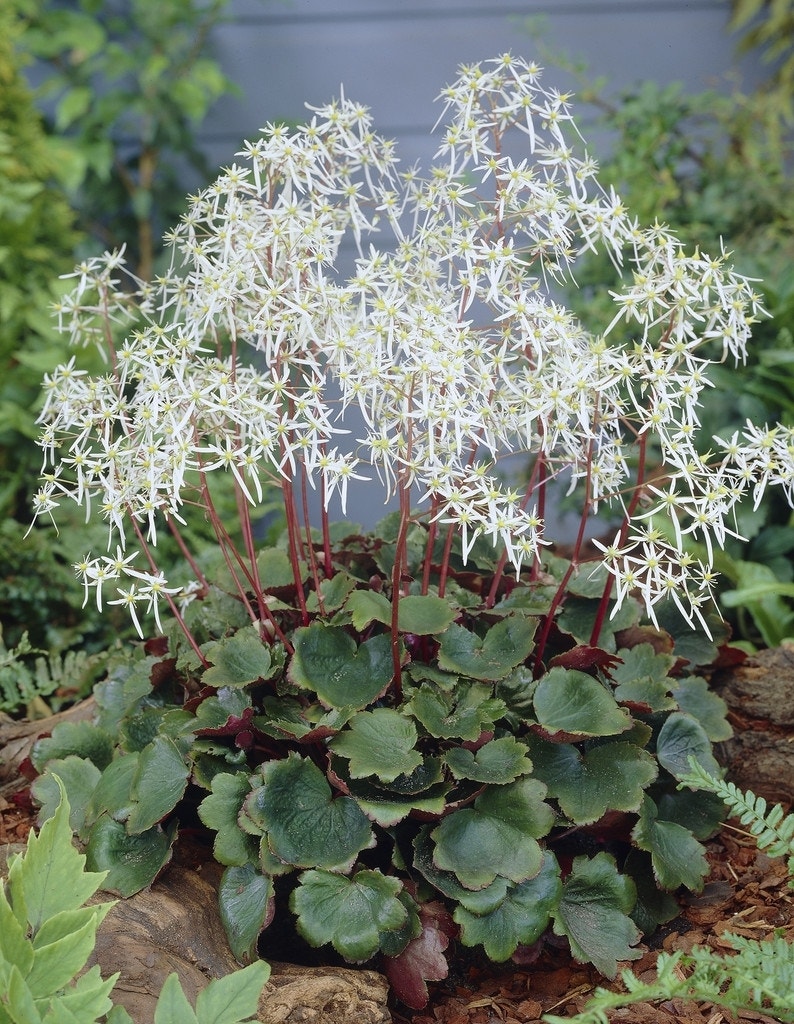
[290,868,407,962]
[397,595,457,635]
[31,757,102,839]
[31,720,115,772]
[525,737,657,824]
[444,736,534,784]
[437,617,535,681]
[345,588,392,630]
[328,708,422,782]
[289,623,395,710]
[218,862,274,962]
[405,682,505,740]
[552,852,641,978]
[431,778,554,889]
[454,852,562,961]
[85,816,174,897]
[252,753,374,870]
[655,712,721,780]
[533,667,631,737]
[671,676,732,742]
[87,753,138,827]
[201,626,276,688]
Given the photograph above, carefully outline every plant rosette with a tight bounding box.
[25,54,780,1009]
[30,524,734,1009]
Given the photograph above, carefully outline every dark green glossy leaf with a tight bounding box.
[31,757,101,839]
[250,753,373,870]
[86,816,174,897]
[31,720,114,772]
[612,644,677,711]
[291,869,406,962]
[534,667,632,737]
[87,754,138,826]
[201,626,276,688]
[656,712,720,779]
[198,772,258,866]
[525,737,657,824]
[671,676,732,742]
[454,852,562,961]
[552,852,641,977]
[405,682,505,740]
[126,736,190,834]
[632,795,709,892]
[345,588,391,630]
[431,779,554,889]
[218,863,274,962]
[289,623,395,710]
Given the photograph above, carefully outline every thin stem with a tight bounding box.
[301,470,326,616]
[281,476,310,624]
[421,498,439,595]
[390,473,412,695]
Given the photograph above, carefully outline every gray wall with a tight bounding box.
[200,0,758,175]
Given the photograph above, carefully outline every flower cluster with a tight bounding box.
[32,54,772,638]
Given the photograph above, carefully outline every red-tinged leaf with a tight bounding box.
[194,706,256,739]
[549,645,621,673]
[711,643,747,670]
[614,625,674,655]
[383,901,455,1009]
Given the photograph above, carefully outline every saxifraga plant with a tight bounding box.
[28,55,790,1007]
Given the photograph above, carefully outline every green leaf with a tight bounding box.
[405,681,506,740]
[250,753,373,871]
[257,546,302,589]
[328,709,422,782]
[631,796,709,892]
[31,721,114,772]
[13,778,106,933]
[431,779,554,889]
[553,853,641,977]
[6,966,42,1024]
[56,964,120,1022]
[397,595,457,635]
[194,961,271,1023]
[202,627,275,688]
[154,973,199,1024]
[31,757,102,838]
[85,817,173,897]
[437,617,535,681]
[198,773,257,866]
[671,676,732,742]
[0,884,34,976]
[534,668,632,737]
[656,712,721,780]
[454,852,562,961]
[126,736,189,834]
[26,913,101,997]
[444,736,534,784]
[655,786,726,841]
[218,864,273,963]
[86,754,139,826]
[291,869,406,962]
[525,737,657,824]
[612,644,677,711]
[345,589,392,630]
[306,572,357,612]
[289,624,394,710]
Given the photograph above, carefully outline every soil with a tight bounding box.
[1,646,792,1023]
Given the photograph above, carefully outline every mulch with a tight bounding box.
[2,770,791,1023]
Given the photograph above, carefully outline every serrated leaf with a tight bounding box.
[85,817,173,897]
[631,795,709,892]
[444,736,533,784]
[14,778,106,932]
[194,961,271,1023]
[56,964,120,1021]
[454,852,561,961]
[328,709,422,782]
[291,869,406,962]
[671,676,732,742]
[305,571,357,612]
[126,736,189,834]
[257,546,302,589]
[26,913,100,996]
[198,773,257,866]
[32,757,102,838]
[656,712,720,779]
[437,617,535,681]
[0,885,34,975]
[202,627,275,688]
[612,644,677,711]
[218,864,274,962]
[431,779,553,889]
[525,737,657,824]
[289,623,394,710]
[250,753,373,870]
[31,721,114,772]
[345,588,392,630]
[534,667,631,737]
[153,973,199,1024]
[552,852,641,977]
[405,681,505,740]
[6,966,42,1024]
